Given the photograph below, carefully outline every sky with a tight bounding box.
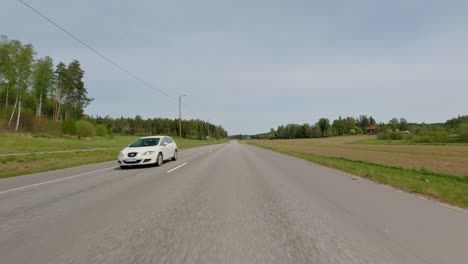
[1,0,467,135]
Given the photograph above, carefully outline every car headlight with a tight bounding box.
[119,152,124,158]
[143,151,155,156]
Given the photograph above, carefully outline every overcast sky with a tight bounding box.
[2,0,468,134]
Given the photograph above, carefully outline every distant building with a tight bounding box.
[366,126,377,133]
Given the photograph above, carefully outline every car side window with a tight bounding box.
[167,137,173,144]
[161,137,167,145]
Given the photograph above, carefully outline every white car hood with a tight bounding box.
[122,146,160,154]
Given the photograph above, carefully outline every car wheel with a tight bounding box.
[172,150,178,161]
[156,153,163,166]
[120,165,128,169]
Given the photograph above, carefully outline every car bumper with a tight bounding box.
[117,156,156,166]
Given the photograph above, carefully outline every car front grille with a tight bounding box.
[123,159,142,164]
[128,152,137,157]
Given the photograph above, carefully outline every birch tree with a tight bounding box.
[12,43,34,131]
[1,37,21,118]
[33,56,54,117]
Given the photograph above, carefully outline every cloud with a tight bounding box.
[2,0,467,134]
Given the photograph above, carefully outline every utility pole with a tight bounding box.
[179,94,186,147]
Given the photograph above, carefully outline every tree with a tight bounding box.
[343,117,357,132]
[317,118,330,137]
[0,36,12,113]
[269,128,276,139]
[459,123,468,142]
[399,118,409,131]
[369,116,376,126]
[33,56,54,117]
[1,37,22,118]
[389,118,399,130]
[53,62,67,121]
[64,60,92,120]
[8,43,35,131]
[358,115,370,131]
[332,116,345,135]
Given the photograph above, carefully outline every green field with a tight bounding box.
[0,133,226,178]
[247,137,468,208]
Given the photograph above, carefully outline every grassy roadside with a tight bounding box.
[246,141,468,209]
[0,134,139,153]
[0,134,226,179]
[0,149,118,179]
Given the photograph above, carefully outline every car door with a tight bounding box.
[160,137,171,159]
[167,137,176,157]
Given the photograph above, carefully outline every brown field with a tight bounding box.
[251,136,468,176]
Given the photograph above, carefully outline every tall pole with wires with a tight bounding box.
[179,95,186,146]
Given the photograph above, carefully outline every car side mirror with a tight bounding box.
[162,143,167,146]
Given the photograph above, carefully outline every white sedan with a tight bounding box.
[118,136,178,169]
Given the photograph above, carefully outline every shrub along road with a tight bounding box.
[0,141,467,263]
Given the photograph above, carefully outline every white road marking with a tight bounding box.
[167,162,188,173]
[0,167,115,195]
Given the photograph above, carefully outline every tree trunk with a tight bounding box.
[8,94,18,128]
[4,87,8,111]
[57,102,61,121]
[53,86,61,121]
[15,94,22,132]
[65,89,72,120]
[36,93,42,117]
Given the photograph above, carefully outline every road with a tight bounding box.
[0,141,467,263]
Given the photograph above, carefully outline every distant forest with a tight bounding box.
[244,115,468,143]
[0,35,227,139]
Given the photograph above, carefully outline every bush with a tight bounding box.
[61,119,77,135]
[412,130,448,143]
[458,123,468,142]
[96,124,108,137]
[75,120,96,139]
[380,129,405,140]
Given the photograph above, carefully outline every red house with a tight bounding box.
[366,126,377,133]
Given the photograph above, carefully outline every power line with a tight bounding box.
[16,0,171,97]
[16,0,217,126]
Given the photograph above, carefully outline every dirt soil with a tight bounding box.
[254,136,468,176]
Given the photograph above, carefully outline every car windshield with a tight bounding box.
[129,138,160,147]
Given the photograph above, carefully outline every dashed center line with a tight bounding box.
[167,162,188,173]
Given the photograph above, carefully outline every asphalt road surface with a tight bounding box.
[1,141,467,264]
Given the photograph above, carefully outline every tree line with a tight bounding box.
[0,35,92,132]
[263,114,467,143]
[266,115,378,139]
[86,115,228,139]
[0,36,228,139]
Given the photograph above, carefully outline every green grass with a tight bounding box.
[247,141,468,209]
[0,133,226,178]
[0,133,139,153]
[0,149,118,179]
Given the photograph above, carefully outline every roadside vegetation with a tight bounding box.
[0,35,228,178]
[246,136,468,208]
[241,114,468,145]
[0,134,226,179]
[0,35,228,140]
